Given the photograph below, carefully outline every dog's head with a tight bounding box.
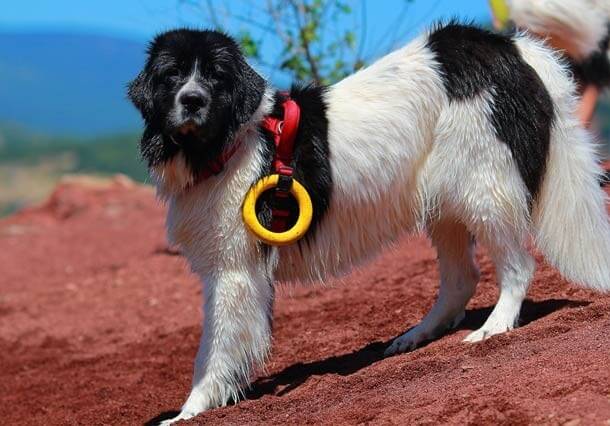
[128,29,266,193]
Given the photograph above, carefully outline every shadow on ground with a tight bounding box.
[248,298,588,398]
[144,298,588,424]
[144,411,180,426]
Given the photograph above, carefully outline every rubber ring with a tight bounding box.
[242,174,313,246]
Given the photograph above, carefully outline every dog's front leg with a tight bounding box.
[163,266,274,425]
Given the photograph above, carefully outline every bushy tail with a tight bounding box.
[533,123,610,292]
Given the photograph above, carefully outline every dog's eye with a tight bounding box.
[212,64,226,78]
[164,68,180,78]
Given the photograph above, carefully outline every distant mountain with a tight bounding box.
[1,29,609,146]
[0,31,147,136]
[0,121,147,216]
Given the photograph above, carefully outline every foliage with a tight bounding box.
[0,126,147,182]
[180,0,414,85]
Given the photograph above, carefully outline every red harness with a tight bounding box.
[201,97,301,231]
[261,98,301,231]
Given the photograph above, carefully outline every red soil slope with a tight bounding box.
[0,172,609,426]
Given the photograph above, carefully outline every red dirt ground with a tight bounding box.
[1,171,609,426]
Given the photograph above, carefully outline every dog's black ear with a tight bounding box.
[127,70,154,121]
[139,125,173,167]
[231,58,266,127]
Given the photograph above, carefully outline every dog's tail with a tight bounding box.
[533,122,610,292]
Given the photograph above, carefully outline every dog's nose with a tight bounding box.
[180,91,208,112]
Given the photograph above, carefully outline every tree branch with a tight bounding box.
[288,0,322,83]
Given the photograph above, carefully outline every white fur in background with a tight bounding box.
[508,0,610,60]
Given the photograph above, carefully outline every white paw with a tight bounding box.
[384,310,465,356]
[463,323,513,343]
[157,412,192,426]
[162,380,236,425]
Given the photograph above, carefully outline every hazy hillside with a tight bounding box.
[0,29,608,217]
[0,124,146,215]
[3,29,610,140]
[0,31,146,135]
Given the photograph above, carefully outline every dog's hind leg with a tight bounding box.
[385,219,479,355]
[463,227,535,342]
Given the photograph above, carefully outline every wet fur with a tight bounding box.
[128,24,610,425]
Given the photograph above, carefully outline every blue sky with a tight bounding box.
[0,1,492,134]
[1,0,491,44]
[2,0,491,83]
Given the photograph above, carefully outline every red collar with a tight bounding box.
[199,97,301,181]
[198,139,243,180]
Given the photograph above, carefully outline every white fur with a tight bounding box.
[508,0,610,60]
[157,33,610,424]
[159,88,277,425]
[515,36,610,291]
[276,36,445,282]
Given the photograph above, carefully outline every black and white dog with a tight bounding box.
[128,23,610,424]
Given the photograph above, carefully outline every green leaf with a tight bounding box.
[344,31,355,48]
[237,30,260,59]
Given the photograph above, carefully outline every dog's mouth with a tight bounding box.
[170,121,203,146]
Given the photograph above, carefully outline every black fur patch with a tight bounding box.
[255,86,332,244]
[571,23,610,89]
[602,170,610,187]
[427,23,554,200]
[127,29,266,176]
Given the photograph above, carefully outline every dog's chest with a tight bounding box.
[166,184,227,250]
[165,143,266,268]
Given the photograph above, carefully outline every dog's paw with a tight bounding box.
[384,311,465,356]
[463,323,513,343]
[161,380,236,425]
[384,328,425,356]
[156,411,194,426]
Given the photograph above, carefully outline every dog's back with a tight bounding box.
[276,24,609,290]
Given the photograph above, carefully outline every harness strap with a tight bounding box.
[198,96,302,234]
[261,97,301,232]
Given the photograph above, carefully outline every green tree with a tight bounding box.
[178,0,414,85]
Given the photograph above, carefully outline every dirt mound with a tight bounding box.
[1,171,609,425]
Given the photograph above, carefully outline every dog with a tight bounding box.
[128,23,610,424]
[505,0,610,88]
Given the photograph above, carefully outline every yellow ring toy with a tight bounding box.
[242,174,313,246]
